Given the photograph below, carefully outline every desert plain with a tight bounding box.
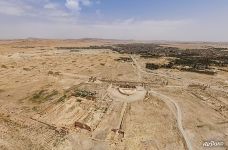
[0,39,227,150]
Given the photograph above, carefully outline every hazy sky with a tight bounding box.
[0,0,228,41]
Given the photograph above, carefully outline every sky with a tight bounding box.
[0,0,228,41]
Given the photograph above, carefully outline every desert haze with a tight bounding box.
[0,39,227,150]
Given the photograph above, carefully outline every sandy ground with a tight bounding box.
[0,39,227,150]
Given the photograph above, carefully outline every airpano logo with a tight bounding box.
[203,140,224,147]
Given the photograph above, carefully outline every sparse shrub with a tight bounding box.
[54,72,61,76]
[76,99,82,102]
[115,57,132,62]
[58,95,67,102]
[71,89,96,100]
[146,63,160,70]
[32,107,38,111]
[31,90,59,103]
[48,71,54,75]
[1,65,7,69]
[70,50,80,52]
[23,68,31,71]
[44,90,58,100]
[32,90,46,100]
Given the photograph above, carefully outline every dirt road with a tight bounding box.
[149,90,193,150]
[131,55,192,150]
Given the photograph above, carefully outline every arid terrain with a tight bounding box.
[0,39,227,150]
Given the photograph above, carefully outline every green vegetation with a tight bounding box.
[32,90,46,100]
[32,106,38,112]
[58,95,67,102]
[112,43,228,67]
[72,90,96,98]
[55,46,113,50]
[56,87,98,103]
[145,63,160,70]
[31,90,59,103]
[114,57,133,62]
[76,99,82,102]
[71,89,96,100]
[146,57,217,75]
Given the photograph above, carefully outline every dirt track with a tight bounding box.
[0,39,227,149]
[132,55,192,150]
[149,90,193,150]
